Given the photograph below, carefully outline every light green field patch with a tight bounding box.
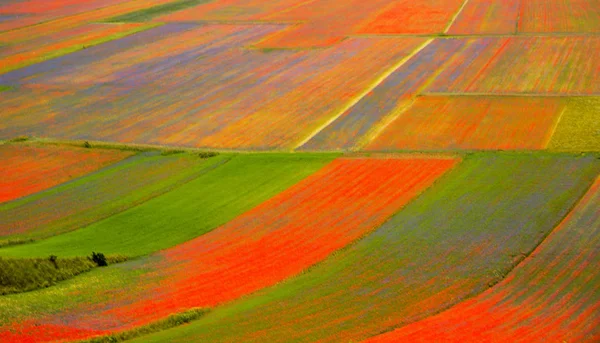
[547,97,600,151]
[0,152,224,245]
[0,153,337,258]
[105,0,213,22]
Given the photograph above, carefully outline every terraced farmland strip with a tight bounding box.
[427,37,600,95]
[0,0,131,15]
[106,0,213,22]
[127,153,600,343]
[0,155,456,342]
[253,0,398,48]
[0,152,222,243]
[156,0,318,22]
[0,23,155,74]
[547,97,600,151]
[0,0,134,32]
[0,154,336,258]
[198,37,425,149]
[0,31,426,149]
[365,176,600,343]
[518,0,600,33]
[446,0,520,34]
[0,0,174,43]
[366,96,565,151]
[356,0,465,34]
[0,144,133,203]
[299,38,464,151]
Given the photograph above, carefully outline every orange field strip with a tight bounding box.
[254,0,398,48]
[0,23,150,74]
[446,0,520,34]
[518,0,600,33]
[0,0,131,15]
[357,0,465,34]
[157,0,318,22]
[0,144,133,203]
[427,36,600,95]
[0,0,173,44]
[0,0,134,32]
[365,96,566,151]
[364,176,600,343]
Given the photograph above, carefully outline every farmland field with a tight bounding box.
[365,175,600,342]
[0,143,132,203]
[0,1,599,343]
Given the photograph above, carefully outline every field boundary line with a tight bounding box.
[352,99,416,151]
[354,40,475,150]
[293,38,434,150]
[444,0,470,33]
[542,101,569,148]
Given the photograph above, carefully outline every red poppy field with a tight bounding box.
[0,1,598,342]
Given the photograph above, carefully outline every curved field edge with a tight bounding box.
[0,155,457,342]
[125,152,600,343]
[0,151,225,244]
[363,175,600,342]
[0,153,338,258]
[0,143,134,203]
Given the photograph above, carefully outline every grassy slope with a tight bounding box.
[0,152,224,244]
[0,259,146,325]
[130,153,600,343]
[0,153,337,258]
[0,255,126,295]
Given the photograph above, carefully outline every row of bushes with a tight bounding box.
[83,308,210,343]
[0,253,127,295]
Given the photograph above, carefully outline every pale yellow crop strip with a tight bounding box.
[292,38,434,149]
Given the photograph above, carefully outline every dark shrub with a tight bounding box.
[198,151,218,158]
[49,255,58,268]
[83,141,92,148]
[91,252,108,267]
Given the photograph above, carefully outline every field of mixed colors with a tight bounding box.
[0,1,598,342]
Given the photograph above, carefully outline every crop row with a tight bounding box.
[0,143,132,203]
[366,176,600,342]
[122,154,600,342]
[0,151,221,243]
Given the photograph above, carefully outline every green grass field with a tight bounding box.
[0,153,337,258]
[0,152,223,245]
